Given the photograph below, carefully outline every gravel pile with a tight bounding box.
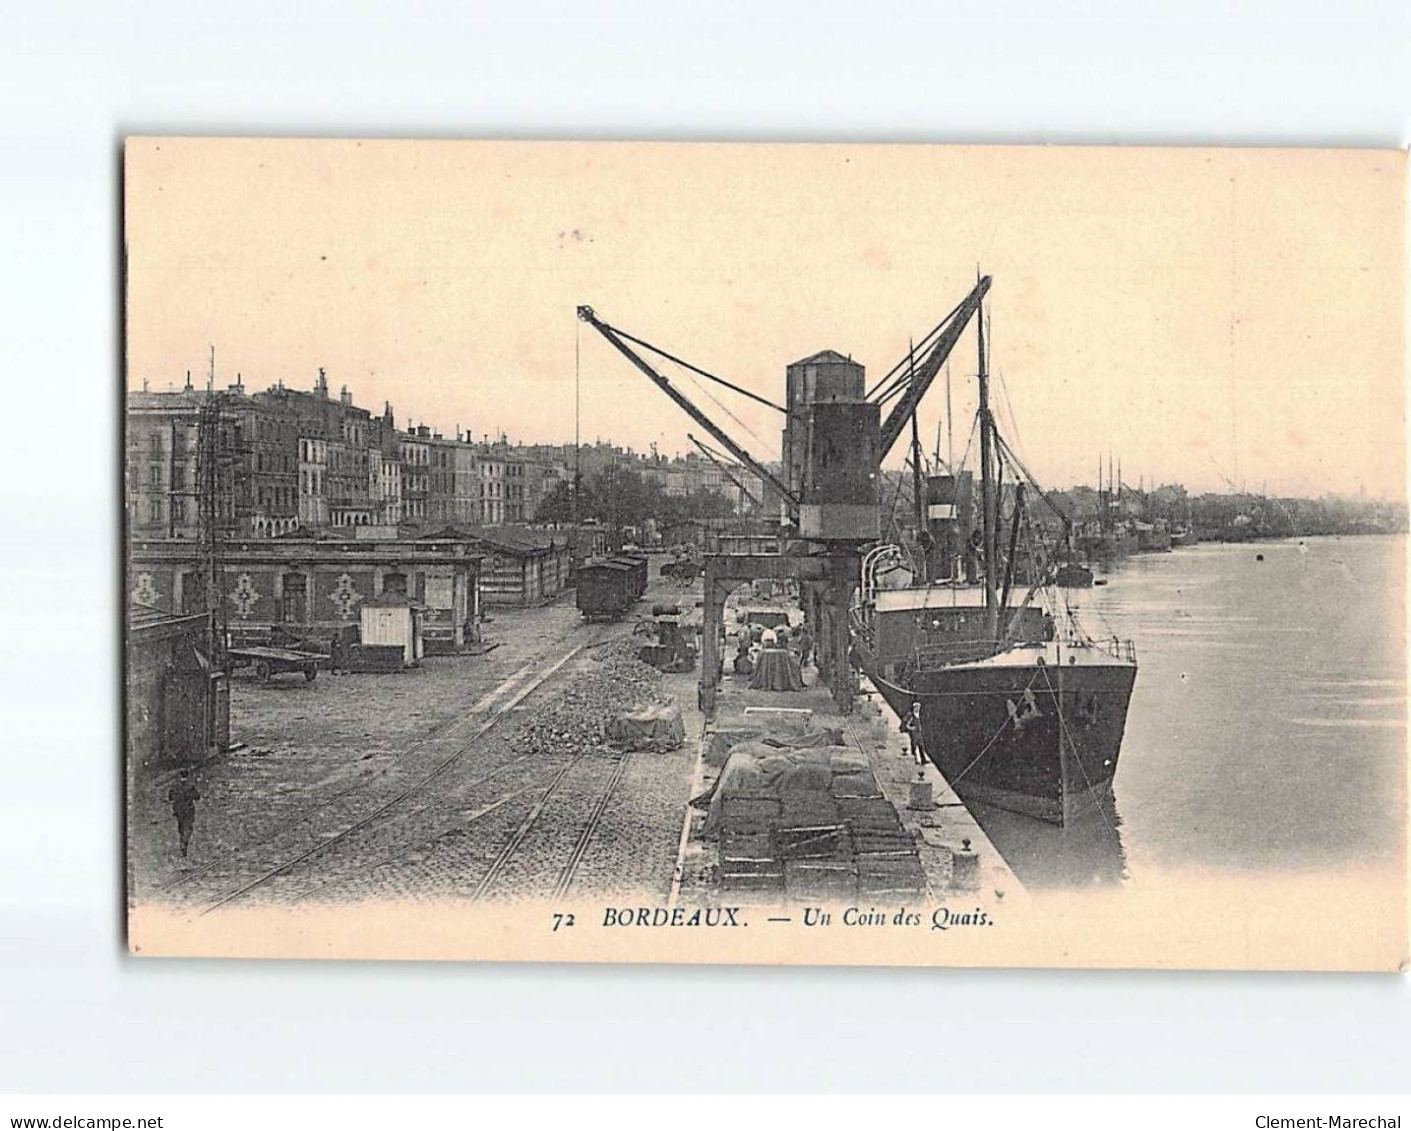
[509,638,667,756]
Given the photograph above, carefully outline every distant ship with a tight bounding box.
[1136,521,1172,552]
[1055,561,1094,587]
[1083,527,1137,561]
[853,295,1137,826]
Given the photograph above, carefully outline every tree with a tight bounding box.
[534,479,579,524]
[534,467,744,531]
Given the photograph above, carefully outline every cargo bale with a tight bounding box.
[859,880,927,900]
[858,854,927,880]
[704,728,763,768]
[784,859,858,899]
[721,830,775,860]
[775,824,851,861]
[823,748,870,774]
[720,870,785,893]
[604,702,685,752]
[830,772,884,799]
[779,790,841,827]
[723,798,783,821]
[838,797,903,833]
[854,831,920,857]
[858,859,928,896]
[721,830,782,875]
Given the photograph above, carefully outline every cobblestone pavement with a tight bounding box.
[128,570,707,914]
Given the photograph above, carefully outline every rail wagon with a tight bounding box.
[576,558,639,621]
[606,554,648,599]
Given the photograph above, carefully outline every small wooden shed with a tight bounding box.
[359,592,424,667]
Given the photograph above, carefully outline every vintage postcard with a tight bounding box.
[123,138,1407,970]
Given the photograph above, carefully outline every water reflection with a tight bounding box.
[894,538,1404,889]
[963,794,1129,890]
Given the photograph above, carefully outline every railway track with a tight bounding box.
[182,632,612,917]
[147,663,537,900]
[551,752,633,900]
[282,743,635,906]
[470,754,594,901]
[461,749,636,904]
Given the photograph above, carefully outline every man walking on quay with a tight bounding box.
[903,701,926,766]
[167,767,201,857]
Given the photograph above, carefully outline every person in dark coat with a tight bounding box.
[329,632,347,674]
[167,767,201,857]
[733,635,753,676]
[902,701,926,766]
[794,624,813,669]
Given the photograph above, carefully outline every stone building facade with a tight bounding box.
[129,534,484,655]
[128,371,661,543]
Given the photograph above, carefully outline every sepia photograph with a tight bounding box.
[5,0,1411,1114]
[121,138,1407,970]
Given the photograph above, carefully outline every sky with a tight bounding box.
[125,139,1406,499]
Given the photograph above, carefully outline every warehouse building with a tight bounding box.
[128,533,484,655]
[126,604,230,769]
[421,526,571,607]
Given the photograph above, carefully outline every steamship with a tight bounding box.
[852,298,1137,827]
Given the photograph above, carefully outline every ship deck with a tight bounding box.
[873,584,990,611]
[937,639,1136,671]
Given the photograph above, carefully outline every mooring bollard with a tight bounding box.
[951,837,980,891]
[907,772,934,811]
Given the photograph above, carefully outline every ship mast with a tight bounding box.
[907,340,926,576]
[977,292,999,638]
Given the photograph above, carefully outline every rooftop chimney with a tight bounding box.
[340,384,352,407]
[316,367,328,397]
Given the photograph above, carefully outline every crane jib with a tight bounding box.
[877,275,991,459]
[576,306,799,511]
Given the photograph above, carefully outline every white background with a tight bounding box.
[1,0,1408,1095]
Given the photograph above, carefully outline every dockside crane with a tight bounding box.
[578,277,993,716]
[869,276,991,461]
[575,306,798,515]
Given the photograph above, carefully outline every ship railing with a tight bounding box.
[1099,636,1137,663]
[910,639,1007,669]
[909,635,1137,667]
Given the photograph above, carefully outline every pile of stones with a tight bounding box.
[510,638,667,757]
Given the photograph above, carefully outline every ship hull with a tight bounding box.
[870,651,1136,826]
[1079,531,1138,562]
[1055,563,1094,588]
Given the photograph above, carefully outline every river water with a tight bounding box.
[968,534,1407,891]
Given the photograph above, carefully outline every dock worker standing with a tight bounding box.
[903,701,926,766]
[167,767,201,858]
[795,624,813,669]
